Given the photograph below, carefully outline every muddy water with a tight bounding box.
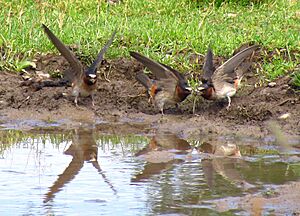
[0,127,300,215]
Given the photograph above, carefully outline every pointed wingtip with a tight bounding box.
[112,28,118,35]
[129,51,142,60]
[86,29,117,74]
[207,45,213,52]
[206,47,213,57]
[249,44,260,50]
[41,24,48,31]
[109,29,117,42]
[129,51,137,57]
[243,44,260,53]
[41,24,53,37]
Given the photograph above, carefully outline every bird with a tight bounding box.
[42,24,116,107]
[132,132,191,182]
[130,51,192,115]
[198,44,259,109]
[44,128,117,203]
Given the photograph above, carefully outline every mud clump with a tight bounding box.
[228,105,273,122]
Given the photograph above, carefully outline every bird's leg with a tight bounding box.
[74,96,84,110]
[175,103,183,114]
[161,107,164,115]
[74,96,79,107]
[91,94,95,107]
[226,96,231,110]
[149,95,155,105]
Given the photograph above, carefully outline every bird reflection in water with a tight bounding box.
[132,131,192,182]
[198,141,254,190]
[44,128,116,203]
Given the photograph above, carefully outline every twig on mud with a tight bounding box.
[123,93,147,104]
[276,98,295,106]
[17,95,31,109]
[103,65,113,82]
[246,87,257,96]
[126,94,145,98]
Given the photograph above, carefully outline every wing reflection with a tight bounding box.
[44,128,116,203]
[132,132,191,182]
[199,142,254,190]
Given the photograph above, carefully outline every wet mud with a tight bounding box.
[0,54,299,138]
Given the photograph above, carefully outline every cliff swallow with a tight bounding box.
[42,24,116,107]
[44,128,116,203]
[130,51,192,114]
[198,44,259,109]
[132,132,191,182]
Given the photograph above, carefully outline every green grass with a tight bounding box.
[0,0,299,85]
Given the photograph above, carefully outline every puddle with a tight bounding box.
[0,127,300,215]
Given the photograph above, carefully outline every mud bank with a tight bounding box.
[0,55,299,138]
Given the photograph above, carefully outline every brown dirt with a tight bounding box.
[211,181,300,215]
[0,54,299,138]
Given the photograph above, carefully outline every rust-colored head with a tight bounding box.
[175,83,191,102]
[198,83,215,100]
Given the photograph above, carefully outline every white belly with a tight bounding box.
[72,84,91,97]
[215,85,236,99]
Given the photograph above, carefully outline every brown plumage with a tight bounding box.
[130,51,191,114]
[198,44,259,109]
[42,24,116,107]
[202,47,215,84]
[132,132,191,182]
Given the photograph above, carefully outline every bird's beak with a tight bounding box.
[185,86,192,91]
[197,86,205,91]
[195,86,206,93]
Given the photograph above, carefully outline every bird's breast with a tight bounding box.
[201,87,216,100]
[72,80,96,97]
[175,85,190,102]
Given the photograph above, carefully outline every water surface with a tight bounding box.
[0,128,300,215]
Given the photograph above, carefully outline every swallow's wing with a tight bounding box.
[156,78,178,95]
[130,51,177,80]
[86,29,117,76]
[202,47,215,82]
[212,45,259,85]
[235,61,252,78]
[136,72,153,89]
[159,63,185,81]
[130,52,190,97]
[42,24,83,80]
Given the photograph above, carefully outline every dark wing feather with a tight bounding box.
[130,51,173,79]
[160,63,185,81]
[202,47,215,82]
[212,45,259,83]
[86,29,117,76]
[131,52,190,96]
[42,24,83,80]
[136,72,152,89]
